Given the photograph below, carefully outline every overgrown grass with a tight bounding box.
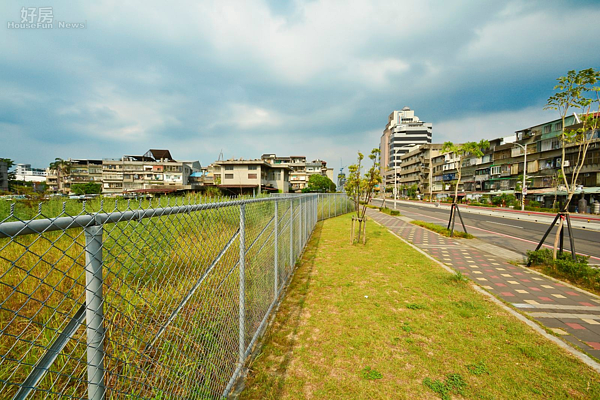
[411,220,474,239]
[240,214,600,399]
[527,249,600,295]
[0,195,342,398]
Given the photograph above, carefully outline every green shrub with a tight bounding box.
[527,249,598,291]
[492,193,517,207]
[523,206,558,213]
[379,207,401,216]
[529,200,541,208]
[411,220,474,239]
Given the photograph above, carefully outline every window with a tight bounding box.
[491,166,501,175]
[225,174,234,179]
[543,125,552,134]
[248,165,257,170]
[225,165,234,171]
[248,173,257,179]
[554,122,563,131]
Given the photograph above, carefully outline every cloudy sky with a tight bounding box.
[1,0,599,170]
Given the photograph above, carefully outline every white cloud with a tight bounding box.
[434,106,556,143]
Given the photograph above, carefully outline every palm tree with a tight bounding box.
[49,158,72,193]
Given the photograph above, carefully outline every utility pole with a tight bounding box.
[514,143,528,211]
[394,166,398,210]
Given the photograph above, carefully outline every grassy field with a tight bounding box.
[240,214,600,399]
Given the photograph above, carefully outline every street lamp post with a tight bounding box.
[394,166,398,210]
[513,143,528,211]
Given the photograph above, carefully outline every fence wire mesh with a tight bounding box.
[0,193,353,399]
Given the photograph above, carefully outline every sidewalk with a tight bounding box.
[382,199,600,232]
[367,208,600,363]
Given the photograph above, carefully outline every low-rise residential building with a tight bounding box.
[399,144,443,197]
[213,158,291,195]
[48,150,201,195]
[261,154,334,192]
[102,150,201,195]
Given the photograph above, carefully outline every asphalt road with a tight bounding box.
[371,199,600,263]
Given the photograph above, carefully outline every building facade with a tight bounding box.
[396,113,600,211]
[261,154,334,192]
[214,159,291,194]
[48,150,201,195]
[398,144,443,197]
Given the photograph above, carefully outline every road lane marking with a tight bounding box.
[486,220,522,228]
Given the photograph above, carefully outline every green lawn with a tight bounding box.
[240,214,600,399]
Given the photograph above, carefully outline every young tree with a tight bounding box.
[441,140,490,236]
[344,149,381,243]
[441,140,490,203]
[540,68,600,259]
[545,68,599,210]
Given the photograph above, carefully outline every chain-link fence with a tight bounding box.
[0,193,353,399]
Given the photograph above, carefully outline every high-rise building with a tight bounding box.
[380,107,432,188]
[387,107,433,169]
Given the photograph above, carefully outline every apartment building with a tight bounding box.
[398,144,443,196]
[261,154,334,192]
[47,150,201,195]
[397,112,600,210]
[214,158,291,194]
[102,150,201,195]
[0,161,8,192]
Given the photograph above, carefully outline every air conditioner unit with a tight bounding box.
[563,160,570,167]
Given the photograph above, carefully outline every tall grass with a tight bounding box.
[0,195,326,398]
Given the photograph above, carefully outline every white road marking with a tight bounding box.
[486,220,522,228]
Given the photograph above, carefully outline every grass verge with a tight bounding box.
[240,214,600,400]
[410,220,474,239]
[379,207,400,216]
[527,249,600,296]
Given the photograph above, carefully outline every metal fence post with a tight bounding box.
[84,225,106,400]
[335,194,337,216]
[289,199,293,268]
[274,200,278,297]
[239,204,246,365]
[317,194,320,221]
[328,194,331,218]
[314,195,317,227]
[300,197,304,247]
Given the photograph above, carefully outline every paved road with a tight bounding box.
[371,199,600,262]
